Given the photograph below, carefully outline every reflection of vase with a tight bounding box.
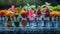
[22,18,26,27]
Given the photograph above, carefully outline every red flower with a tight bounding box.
[0,10,6,16]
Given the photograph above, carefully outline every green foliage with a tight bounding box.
[53,5,60,11]
[0,0,6,5]
[0,0,42,6]
[18,6,22,13]
[6,0,14,5]
[23,3,36,11]
[40,2,60,12]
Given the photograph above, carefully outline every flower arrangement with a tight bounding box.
[0,10,7,17]
[50,11,60,17]
[20,9,29,18]
[6,10,14,18]
[20,9,29,27]
[0,2,60,27]
[44,7,50,18]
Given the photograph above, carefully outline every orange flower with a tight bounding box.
[6,10,14,18]
[56,12,59,16]
[50,11,59,17]
[0,10,7,16]
[20,9,29,18]
[58,12,60,16]
[50,11,60,17]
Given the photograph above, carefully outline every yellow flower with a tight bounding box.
[6,10,14,18]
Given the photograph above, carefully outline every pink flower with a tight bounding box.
[29,9,34,16]
[29,9,35,21]
[10,5,18,12]
[44,7,50,18]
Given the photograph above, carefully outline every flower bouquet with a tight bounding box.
[50,11,60,27]
[6,10,14,27]
[28,8,35,27]
[14,12,19,27]
[0,10,7,27]
[36,7,42,27]
[50,11,59,21]
[20,9,29,27]
[44,6,50,27]
[8,5,19,27]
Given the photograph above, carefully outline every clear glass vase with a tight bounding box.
[0,16,7,27]
[7,17,13,27]
[21,18,26,27]
[57,16,60,27]
[0,16,4,27]
[44,17,50,27]
[14,21,19,27]
[10,17,14,27]
[14,15,19,27]
[51,16,56,27]
[36,17,40,27]
[26,17,29,27]
[4,16,8,27]
[36,15,44,27]
[29,17,35,27]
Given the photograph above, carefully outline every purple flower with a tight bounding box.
[44,7,50,18]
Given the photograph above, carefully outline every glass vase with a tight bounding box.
[44,17,50,27]
[14,15,19,27]
[51,16,56,27]
[22,17,26,27]
[7,17,13,27]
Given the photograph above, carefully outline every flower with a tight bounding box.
[6,10,14,18]
[44,7,50,18]
[58,12,60,16]
[36,9,42,17]
[9,5,18,13]
[50,11,60,17]
[0,10,7,16]
[20,9,29,18]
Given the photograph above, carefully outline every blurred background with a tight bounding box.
[0,0,60,9]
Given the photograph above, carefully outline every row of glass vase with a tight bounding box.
[0,15,60,27]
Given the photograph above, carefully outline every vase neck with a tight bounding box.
[22,18,26,20]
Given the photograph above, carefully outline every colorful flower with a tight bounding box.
[50,11,60,17]
[0,10,7,16]
[20,9,29,18]
[6,10,14,18]
[44,7,50,18]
